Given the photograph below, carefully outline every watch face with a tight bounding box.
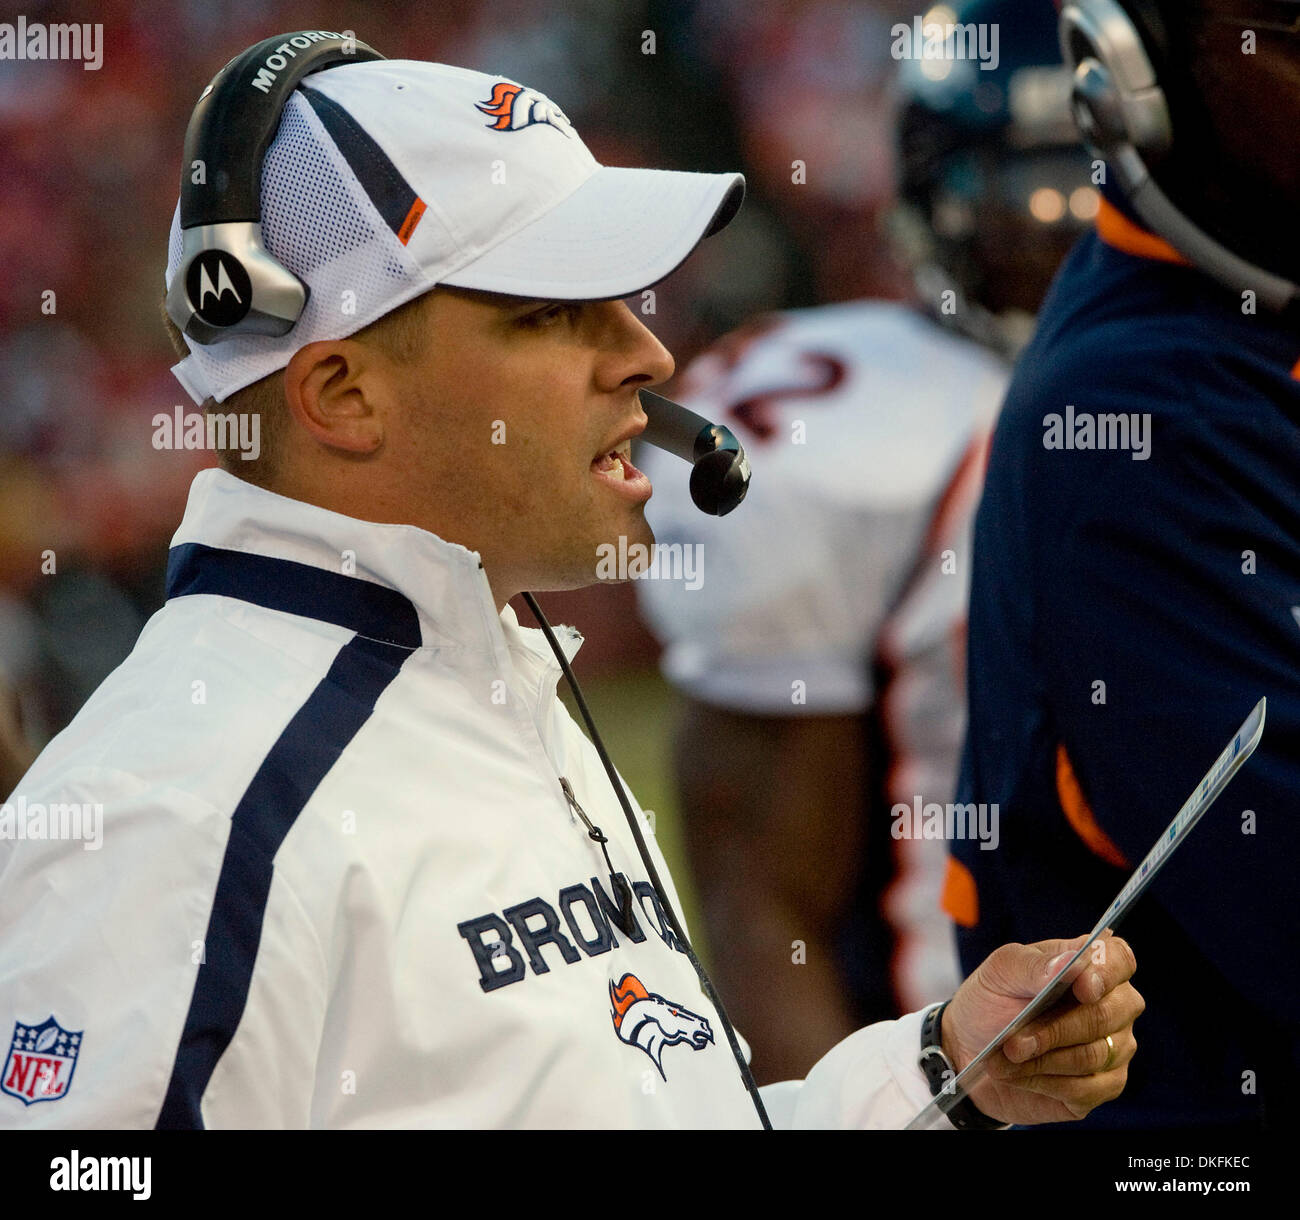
[186,249,253,328]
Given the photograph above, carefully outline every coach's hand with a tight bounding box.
[941,931,1143,1126]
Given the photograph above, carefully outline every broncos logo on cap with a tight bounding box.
[610,972,714,1080]
[476,81,576,139]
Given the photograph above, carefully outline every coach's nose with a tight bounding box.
[593,300,675,393]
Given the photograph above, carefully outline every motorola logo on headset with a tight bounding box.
[185,250,252,329]
[165,32,387,347]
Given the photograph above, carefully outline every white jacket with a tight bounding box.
[0,468,937,1129]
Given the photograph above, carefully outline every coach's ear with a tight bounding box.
[283,339,388,457]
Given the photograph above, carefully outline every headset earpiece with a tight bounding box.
[1058,0,1171,171]
[165,31,386,345]
[1059,0,1299,313]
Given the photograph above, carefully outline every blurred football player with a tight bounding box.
[637,0,1094,1085]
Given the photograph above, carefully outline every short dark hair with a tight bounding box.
[159,292,435,488]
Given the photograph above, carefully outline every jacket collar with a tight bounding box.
[1095,196,1190,267]
[167,468,583,670]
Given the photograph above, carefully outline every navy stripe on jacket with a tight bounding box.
[157,545,418,1127]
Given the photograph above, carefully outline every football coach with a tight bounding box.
[0,35,1141,1129]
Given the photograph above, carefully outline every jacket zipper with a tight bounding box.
[519,646,635,929]
[558,775,635,928]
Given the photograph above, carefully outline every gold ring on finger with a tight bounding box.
[1100,1033,1116,1073]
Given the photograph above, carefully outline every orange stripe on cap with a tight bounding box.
[1289,354,1300,382]
[1096,196,1190,267]
[397,197,427,246]
[1056,743,1129,868]
[941,856,978,928]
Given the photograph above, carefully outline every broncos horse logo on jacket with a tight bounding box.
[609,973,714,1079]
[476,81,576,139]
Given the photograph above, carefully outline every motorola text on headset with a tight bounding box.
[1060,0,1300,315]
[168,32,768,1127]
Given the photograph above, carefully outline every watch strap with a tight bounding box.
[918,1001,1010,1131]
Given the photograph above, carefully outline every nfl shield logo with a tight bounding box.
[2,1016,82,1106]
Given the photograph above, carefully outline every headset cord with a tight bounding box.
[522,591,773,1131]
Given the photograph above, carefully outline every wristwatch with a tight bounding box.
[918,1001,1010,1130]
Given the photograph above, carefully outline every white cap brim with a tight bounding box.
[439,166,745,300]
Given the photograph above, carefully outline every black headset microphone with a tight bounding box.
[1061,0,1300,314]
[638,389,751,516]
[171,32,769,1128]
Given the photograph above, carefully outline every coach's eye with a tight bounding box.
[523,302,581,327]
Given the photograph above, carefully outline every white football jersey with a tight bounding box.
[637,301,1008,1012]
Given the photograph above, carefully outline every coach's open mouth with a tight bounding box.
[591,441,651,501]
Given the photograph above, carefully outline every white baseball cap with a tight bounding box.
[165,59,746,405]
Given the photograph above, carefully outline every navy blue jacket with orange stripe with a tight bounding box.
[952,198,1300,1129]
